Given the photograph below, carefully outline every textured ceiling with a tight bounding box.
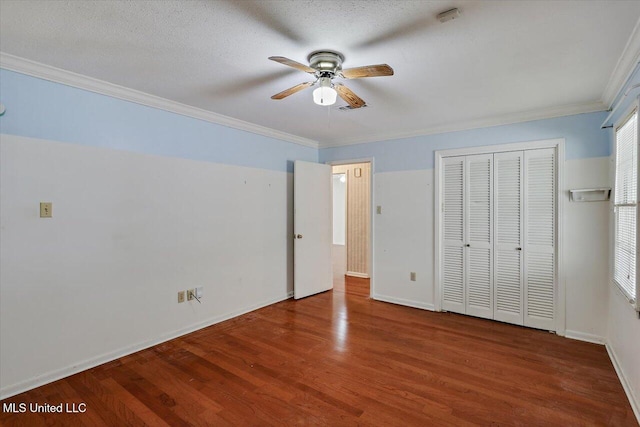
[1,0,640,147]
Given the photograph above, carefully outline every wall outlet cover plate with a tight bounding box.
[40,202,52,218]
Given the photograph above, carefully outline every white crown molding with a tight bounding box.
[0,52,612,151]
[0,52,319,149]
[601,16,640,108]
[318,100,607,148]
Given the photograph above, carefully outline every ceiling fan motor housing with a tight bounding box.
[308,51,344,77]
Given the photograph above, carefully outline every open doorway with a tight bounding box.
[331,162,371,297]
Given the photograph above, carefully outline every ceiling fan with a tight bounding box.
[269,50,394,108]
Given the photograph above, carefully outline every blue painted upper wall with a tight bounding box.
[0,69,317,172]
[0,68,614,175]
[320,111,610,173]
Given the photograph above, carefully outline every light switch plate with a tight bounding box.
[40,202,52,218]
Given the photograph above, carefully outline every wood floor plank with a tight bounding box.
[97,377,172,427]
[1,277,636,426]
[75,372,149,427]
[106,365,191,427]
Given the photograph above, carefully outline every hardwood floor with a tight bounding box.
[340,276,370,297]
[1,280,636,426]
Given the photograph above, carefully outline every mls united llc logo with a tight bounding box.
[3,402,87,414]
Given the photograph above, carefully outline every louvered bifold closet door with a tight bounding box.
[524,148,556,330]
[442,157,465,314]
[465,154,494,319]
[493,151,524,325]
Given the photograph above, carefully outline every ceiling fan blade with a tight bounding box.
[335,84,366,108]
[269,56,316,74]
[271,82,313,100]
[340,64,394,79]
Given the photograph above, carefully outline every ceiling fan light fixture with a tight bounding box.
[269,51,391,109]
[313,77,337,106]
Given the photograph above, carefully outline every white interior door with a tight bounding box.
[294,160,333,299]
[442,157,466,314]
[523,148,556,330]
[440,146,557,331]
[465,154,494,319]
[493,151,524,325]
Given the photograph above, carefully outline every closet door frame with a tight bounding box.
[434,138,565,335]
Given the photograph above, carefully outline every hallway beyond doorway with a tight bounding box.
[333,266,370,297]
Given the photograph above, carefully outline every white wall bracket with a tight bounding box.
[569,188,611,202]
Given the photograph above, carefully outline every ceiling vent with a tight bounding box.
[437,8,460,23]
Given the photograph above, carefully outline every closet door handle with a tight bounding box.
[516,247,522,251]
[465,244,471,247]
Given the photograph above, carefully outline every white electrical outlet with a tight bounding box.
[187,289,195,301]
[195,287,203,298]
[410,272,416,281]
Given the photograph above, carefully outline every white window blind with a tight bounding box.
[614,111,638,303]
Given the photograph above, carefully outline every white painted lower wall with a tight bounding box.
[563,157,610,341]
[0,135,294,399]
[372,157,610,341]
[2,134,631,414]
[373,169,433,306]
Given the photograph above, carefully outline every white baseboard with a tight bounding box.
[373,294,435,311]
[346,271,369,279]
[564,330,606,345]
[606,343,640,424]
[0,291,293,400]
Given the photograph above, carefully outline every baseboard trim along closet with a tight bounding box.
[373,294,435,311]
[0,291,294,400]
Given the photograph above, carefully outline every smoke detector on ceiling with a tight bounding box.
[437,8,460,23]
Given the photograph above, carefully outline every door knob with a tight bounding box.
[294,234,303,239]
